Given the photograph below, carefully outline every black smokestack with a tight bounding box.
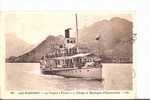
[65,28,71,38]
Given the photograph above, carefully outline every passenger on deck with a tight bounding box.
[40,56,47,68]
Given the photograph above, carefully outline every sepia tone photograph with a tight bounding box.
[4,11,134,92]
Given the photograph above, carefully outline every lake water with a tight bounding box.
[6,63,132,91]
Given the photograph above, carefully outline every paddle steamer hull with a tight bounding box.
[41,67,102,80]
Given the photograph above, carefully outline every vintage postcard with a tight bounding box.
[0,11,136,99]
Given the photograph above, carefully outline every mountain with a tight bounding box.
[7,17,133,63]
[78,17,133,60]
[5,33,34,58]
[7,35,64,62]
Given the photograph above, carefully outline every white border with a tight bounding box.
[1,0,150,99]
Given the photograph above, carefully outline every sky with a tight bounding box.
[3,11,134,44]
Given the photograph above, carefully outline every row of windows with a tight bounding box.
[67,39,76,43]
[65,48,77,54]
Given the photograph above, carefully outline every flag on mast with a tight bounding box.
[96,34,101,40]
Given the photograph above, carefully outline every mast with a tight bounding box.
[75,13,79,49]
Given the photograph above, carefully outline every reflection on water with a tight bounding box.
[6,63,132,91]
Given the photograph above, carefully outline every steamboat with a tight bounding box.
[40,14,103,80]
